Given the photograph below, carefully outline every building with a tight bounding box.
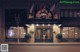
[0,0,80,43]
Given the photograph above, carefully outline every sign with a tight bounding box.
[60,0,80,4]
[0,44,8,52]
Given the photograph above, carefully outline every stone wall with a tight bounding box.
[0,8,5,42]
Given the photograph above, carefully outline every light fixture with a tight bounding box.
[8,29,14,37]
[75,32,78,34]
[23,33,26,34]
[62,32,65,35]
[36,24,39,26]
[58,24,61,27]
[25,24,29,26]
[54,24,56,26]
[48,24,50,26]
[77,13,80,15]
[31,24,34,26]
[42,24,45,26]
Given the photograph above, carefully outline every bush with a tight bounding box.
[56,33,62,39]
[25,34,31,39]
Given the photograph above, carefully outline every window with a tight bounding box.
[5,27,26,42]
[7,27,26,38]
[60,9,80,18]
[62,27,80,38]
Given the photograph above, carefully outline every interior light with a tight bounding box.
[48,24,50,26]
[62,33,65,35]
[75,32,78,34]
[25,24,29,26]
[31,24,34,26]
[58,24,61,27]
[36,24,39,26]
[23,33,26,34]
[54,24,56,26]
[8,29,14,37]
[42,24,45,26]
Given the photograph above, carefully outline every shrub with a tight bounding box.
[56,33,62,39]
[25,34,31,39]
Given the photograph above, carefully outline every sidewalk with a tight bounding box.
[0,42,80,45]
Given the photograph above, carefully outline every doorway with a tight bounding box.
[35,26,53,42]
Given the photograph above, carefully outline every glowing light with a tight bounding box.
[36,24,39,26]
[62,33,65,35]
[75,32,78,34]
[26,24,29,26]
[58,24,61,27]
[8,30,14,37]
[31,24,34,26]
[23,33,26,34]
[77,13,80,16]
[53,24,57,26]
[42,24,45,26]
[48,24,50,26]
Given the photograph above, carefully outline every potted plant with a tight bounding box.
[25,33,31,42]
[56,33,62,42]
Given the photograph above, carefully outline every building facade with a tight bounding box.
[0,0,80,43]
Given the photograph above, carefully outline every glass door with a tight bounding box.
[35,26,53,42]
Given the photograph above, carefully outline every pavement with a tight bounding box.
[0,42,80,45]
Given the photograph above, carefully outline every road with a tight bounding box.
[9,44,80,52]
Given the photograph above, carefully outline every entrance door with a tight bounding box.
[35,26,53,42]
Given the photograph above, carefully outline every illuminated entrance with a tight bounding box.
[35,25,53,42]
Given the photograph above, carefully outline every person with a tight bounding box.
[43,34,46,42]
